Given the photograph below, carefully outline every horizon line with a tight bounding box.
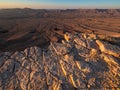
[0,7,120,10]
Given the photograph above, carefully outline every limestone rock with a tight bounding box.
[0,32,120,90]
[96,40,120,58]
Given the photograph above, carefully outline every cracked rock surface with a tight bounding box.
[0,32,120,90]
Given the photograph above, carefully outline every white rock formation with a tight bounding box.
[0,32,120,90]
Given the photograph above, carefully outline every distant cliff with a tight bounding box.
[0,9,120,19]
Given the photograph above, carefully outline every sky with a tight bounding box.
[0,0,120,9]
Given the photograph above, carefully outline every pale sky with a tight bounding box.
[0,0,120,9]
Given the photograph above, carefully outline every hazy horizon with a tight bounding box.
[0,0,120,9]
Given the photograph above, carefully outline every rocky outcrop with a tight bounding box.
[96,40,120,58]
[0,32,120,90]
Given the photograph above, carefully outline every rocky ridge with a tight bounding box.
[0,32,120,90]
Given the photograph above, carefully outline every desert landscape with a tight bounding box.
[0,9,120,89]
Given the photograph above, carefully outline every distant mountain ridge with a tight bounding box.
[0,9,120,19]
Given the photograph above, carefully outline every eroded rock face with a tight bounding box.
[96,40,120,58]
[0,32,120,90]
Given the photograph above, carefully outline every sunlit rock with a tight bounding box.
[96,40,120,58]
[0,32,120,89]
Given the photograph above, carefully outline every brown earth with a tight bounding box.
[0,9,120,51]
